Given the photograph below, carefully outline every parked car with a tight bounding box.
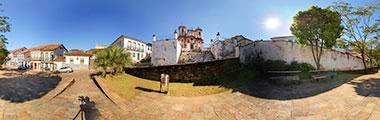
[17,65,27,70]
[55,67,73,73]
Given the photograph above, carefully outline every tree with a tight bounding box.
[330,1,380,72]
[94,45,133,77]
[372,44,380,66]
[0,3,10,67]
[365,38,379,67]
[290,6,343,70]
[335,39,349,49]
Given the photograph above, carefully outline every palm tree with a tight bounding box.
[95,45,132,77]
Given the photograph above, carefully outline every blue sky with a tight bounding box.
[2,0,378,50]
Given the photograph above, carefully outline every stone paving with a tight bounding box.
[0,70,380,119]
[0,70,127,119]
[116,73,380,120]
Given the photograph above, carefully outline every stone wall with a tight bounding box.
[240,40,365,71]
[178,51,214,64]
[125,58,240,82]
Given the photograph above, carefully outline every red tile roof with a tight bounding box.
[28,44,67,51]
[10,47,27,56]
[65,50,91,56]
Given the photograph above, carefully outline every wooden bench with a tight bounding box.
[268,71,301,85]
[311,72,337,82]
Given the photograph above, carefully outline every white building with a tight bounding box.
[64,50,91,69]
[111,35,151,62]
[270,36,296,42]
[53,56,66,70]
[28,44,68,71]
[6,47,28,68]
[151,36,182,66]
[146,43,152,56]
[210,33,252,60]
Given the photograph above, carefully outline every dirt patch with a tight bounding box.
[0,70,61,102]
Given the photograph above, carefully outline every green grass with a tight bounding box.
[100,71,362,101]
[100,74,229,100]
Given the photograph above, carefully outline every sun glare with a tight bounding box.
[264,18,280,29]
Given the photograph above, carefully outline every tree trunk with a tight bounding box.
[310,41,320,70]
[317,40,324,71]
[360,50,368,73]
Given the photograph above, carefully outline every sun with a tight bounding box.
[264,18,280,29]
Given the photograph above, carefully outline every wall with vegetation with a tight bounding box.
[240,41,365,71]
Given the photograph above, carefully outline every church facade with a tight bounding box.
[176,25,203,51]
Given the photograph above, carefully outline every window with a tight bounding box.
[80,58,84,64]
[128,41,132,49]
[45,52,48,61]
[133,42,136,50]
[133,53,135,57]
[70,58,74,63]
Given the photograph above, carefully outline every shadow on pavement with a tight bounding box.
[348,77,380,97]
[0,75,61,103]
[74,96,100,120]
[223,74,360,100]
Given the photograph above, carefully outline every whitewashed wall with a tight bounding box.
[240,41,365,71]
[65,56,89,65]
[65,56,90,69]
[152,39,182,66]
[210,40,223,60]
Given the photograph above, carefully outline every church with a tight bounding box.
[176,25,204,51]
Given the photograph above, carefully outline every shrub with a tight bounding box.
[95,45,133,77]
[243,57,315,77]
[289,61,315,72]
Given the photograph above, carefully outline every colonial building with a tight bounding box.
[151,25,206,66]
[146,43,152,56]
[64,50,91,69]
[6,47,28,68]
[211,33,253,60]
[177,25,203,51]
[28,44,67,71]
[53,56,66,70]
[111,35,150,62]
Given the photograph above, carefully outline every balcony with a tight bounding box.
[125,46,144,52]
[30,56,54,62]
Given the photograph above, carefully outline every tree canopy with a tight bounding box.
[290,6,343,70]
[330,1,380,71]
[0,3,10,67]
[95,45,133,77]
